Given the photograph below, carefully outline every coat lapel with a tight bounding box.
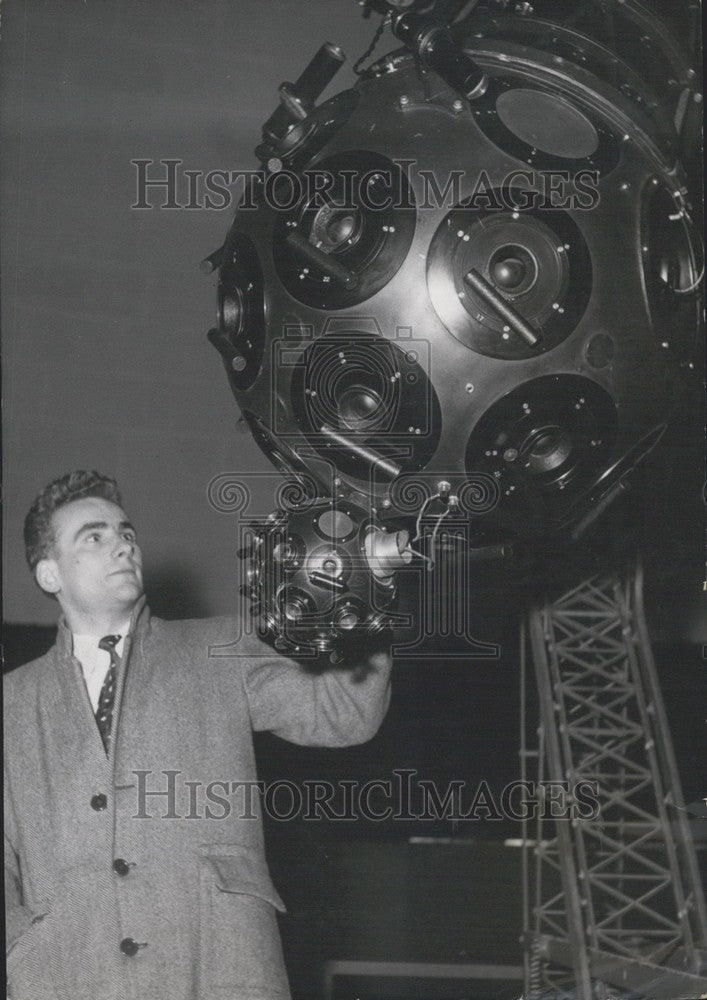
[48,597,151,776]
[48,621,109,774]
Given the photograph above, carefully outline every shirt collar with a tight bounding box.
[57,594,149,654]
[73,622,131,644]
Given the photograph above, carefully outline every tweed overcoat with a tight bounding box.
[4,598,392,1000]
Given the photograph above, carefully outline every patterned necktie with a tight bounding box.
[96,634,120,753]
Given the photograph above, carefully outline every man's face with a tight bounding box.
[36,497,144,623]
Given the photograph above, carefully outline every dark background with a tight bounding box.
[2,2,705,998]
[2,0,378,627]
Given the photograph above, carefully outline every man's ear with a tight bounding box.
[35,558,61,596]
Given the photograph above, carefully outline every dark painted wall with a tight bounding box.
[1,0,375,625]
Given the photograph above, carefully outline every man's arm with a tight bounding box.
[240,631,393,746]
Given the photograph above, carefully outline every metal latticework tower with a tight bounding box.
[521,563,707,1000]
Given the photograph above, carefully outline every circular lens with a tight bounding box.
[337,610,360,630]
[276,586,312,623]
[338,385,383,430]
[284,601,304,622]
[495,88,599,159]
[221,289,243,335]
[523,426,573,474]
[491,256,526,289]
[643,185,699,297]
[311,205,361,252]
[488,244,538,295]
[328,213,356,244]
[273,151,417,310]
[216,234,265,389]
[291,331,442,481]
[274,542,292,561]
[317,510,355,540]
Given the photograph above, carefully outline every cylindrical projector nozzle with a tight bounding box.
[391,14,488,101]
[262,43,346,145]
[319,425,402,481]
[294,42,346,106]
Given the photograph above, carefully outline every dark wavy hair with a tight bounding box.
[24,471,122,572]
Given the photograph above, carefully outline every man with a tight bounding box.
[4,470,392,1000]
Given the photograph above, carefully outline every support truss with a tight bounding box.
[521,561,707,999]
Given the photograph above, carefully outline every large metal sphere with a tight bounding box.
[210,4,701,548]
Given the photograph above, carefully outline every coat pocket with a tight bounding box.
[8,868,125,1000]
[197,844,290,1000]
[6,910,61,1000]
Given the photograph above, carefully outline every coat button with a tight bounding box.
[120,938,140,957]
[90,793,108,811]
[113,858,130,877]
